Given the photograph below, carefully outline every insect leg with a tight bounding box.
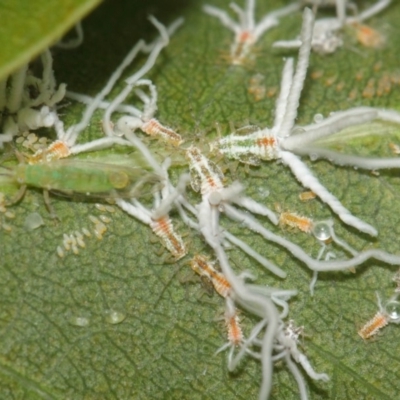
[43,189,59,220]
[6,185,27,206]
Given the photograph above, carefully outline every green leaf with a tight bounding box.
[2,0,400,399]
[0,0,102,81]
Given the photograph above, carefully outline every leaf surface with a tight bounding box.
[1,0,400,399]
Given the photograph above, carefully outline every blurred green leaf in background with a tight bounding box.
[0,0,102,80]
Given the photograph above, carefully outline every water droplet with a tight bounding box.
[257,188,270,198]
[24,212,44,231]
[309,153,319,162]
[104,309,126,325]
[69,316,90,327]
[312,221,332,242]
[313,113,324,123]
[385,300,400,322]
